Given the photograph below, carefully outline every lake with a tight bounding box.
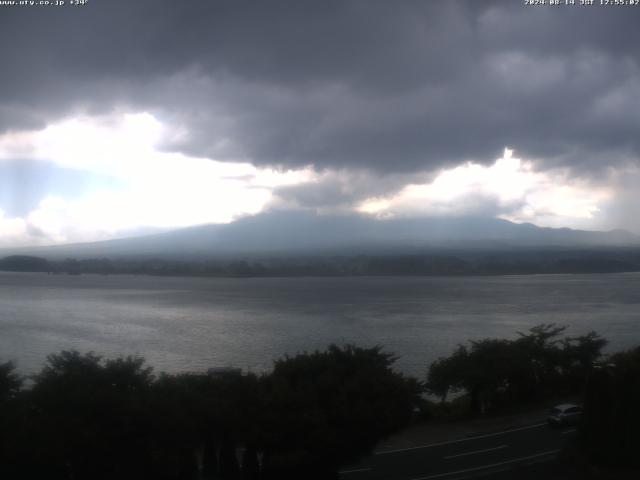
[1,272,639,378]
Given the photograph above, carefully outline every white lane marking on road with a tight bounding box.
[376,423,546,455]
[443,444,508,459]
[339,467,372,474]
[407,449,560,480]
[561,429,577,435]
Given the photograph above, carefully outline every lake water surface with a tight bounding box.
[1,272,639,378]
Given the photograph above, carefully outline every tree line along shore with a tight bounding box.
[2,251,640,277]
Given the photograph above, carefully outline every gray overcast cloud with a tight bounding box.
[1,0,639,174]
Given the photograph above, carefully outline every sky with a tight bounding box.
[1,0,639,247]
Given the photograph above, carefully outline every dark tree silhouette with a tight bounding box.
[11,332,613,479]
[260,344,421,479]
[24,351,155,480]
[0,361,21,402]
[427,339,530,415]
[0,361,23,478]
[148,370,262,480]
[427,324,607,417]
[580,347,640,468]
[559,331,608,391]
[0,255,50,272]
[1,346,422,480]
[426,346,467,403]
[515,324,566,388]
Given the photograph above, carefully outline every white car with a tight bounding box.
[547,403,583,427]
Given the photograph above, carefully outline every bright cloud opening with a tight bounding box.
[358,149,611,228]
[0,112,313,246]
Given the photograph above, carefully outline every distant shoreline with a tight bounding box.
[2,268,640,280]
[3,250,640,279]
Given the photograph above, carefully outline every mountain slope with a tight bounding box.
[2,211,639,259]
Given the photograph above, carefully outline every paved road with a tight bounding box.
[339,423,576,480]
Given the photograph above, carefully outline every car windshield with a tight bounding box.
[550,408,562,415]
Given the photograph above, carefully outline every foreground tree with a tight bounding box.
[148,370,263,480]
[560,331,608,392]
[0,361,23,477]
[580,346,640,468]
[427,324,607,417]
[1,346,424,480]
[23,351,155,480]
[260,344,421,479]
[0,361,21,403]
[426,345,467,403]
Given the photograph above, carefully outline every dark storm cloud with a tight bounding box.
[1,0,640,175]
[272,170,430,210]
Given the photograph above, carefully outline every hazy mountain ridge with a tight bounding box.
[1,212,639,260]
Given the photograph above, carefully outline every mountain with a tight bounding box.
[2,211,639,260]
